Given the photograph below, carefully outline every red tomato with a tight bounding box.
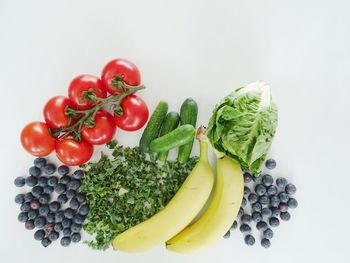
[21,122,56,156]
[43,96,72,129]
[101,58,141,95]
[81,110,116,145]
[68,74,107,110]
[114,95,149,131]
[55,139,93,166]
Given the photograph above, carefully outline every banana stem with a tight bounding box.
[198,141,208,162]
[196,126,225,159]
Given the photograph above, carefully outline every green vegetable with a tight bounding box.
[139,101,168,153]
[157,112,180,161]
[178,98,198,163]
[80,141,198,250]
[207,81,278,175]
[149,124,196,153]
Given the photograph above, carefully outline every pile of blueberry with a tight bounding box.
[14,157,90,247]
[224,159,298,248]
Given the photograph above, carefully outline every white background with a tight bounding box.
[0,0,349,262]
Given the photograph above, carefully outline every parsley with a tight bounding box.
[80,142,198,250]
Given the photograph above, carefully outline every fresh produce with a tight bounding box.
[149,124,195,153]
[55,139,93,166]
[21,122,56,156]
[157,112,180,161]
[139,101,168,153]
[114,94,149,131]
[113,129,214,252]
[43,96,73,129]
[177,98,198,163]
[80,141,200,250]
[207,81,278,175]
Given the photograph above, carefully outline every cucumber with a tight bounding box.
[139,101,168,153]
[149,124,196,153]
[177,98,198,163]
[157,112,180,161]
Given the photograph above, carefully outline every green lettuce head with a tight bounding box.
[207,81,278,175]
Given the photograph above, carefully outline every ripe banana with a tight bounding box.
[112,139,214,252]
[166,156,244,253]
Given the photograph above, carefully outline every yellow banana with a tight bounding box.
[112,138,214,252]
[166,156,244,253]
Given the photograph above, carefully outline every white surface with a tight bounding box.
[0,0,349,262]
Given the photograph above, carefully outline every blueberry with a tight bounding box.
[69,198,80,210]
[66,189,76,199]
[29,166,41,177]
[262,174,273,187]
[60,175,71,185]
[31,186,43,198]
[244,172,253,183]
[25,220,35,230]
[256,221,268,230]
[244,234,255,246]
[76,193,86,203]
[34,216,46,228]
[63,228,72,237]
[276,177,288,188]
[71,232,81,243]
[67,179,81,191]
[240,224,251,234]
[62,218,72,228]
[263,228,274,239]
[54,183,66,195]
[252,211,262,222]
[37,176,48,187]
[25,176,38,187]
[14,176,25,187]
[223,230,231,239]
[43,164,56,175]
[278,203,288,212]
[269,217,280,227]
[267,185,277,196]
[39,194,51,205]
[43,185,54,194]
[73,170,84,180]
[55,211,65,223]
[54,223,63,232]
[253,174,262,183]
[39,205,50,216]
[255,184,267,196]
[64,208,75,219]
[58,165,69,176]
[24,193,34,203]
[43,223,54,235]
[280,211,291,221]
[46,213,55,223]
[252,202,262,212]
[49,201,61,212]
[34,157,47,169]
[47,176,58,187]
[15,194,25,204]
[30,200,41,210]
[265,159,276,170]
[238,207,244,217]
[20,202,31,212]
[34,229,46,240]
[261,207,272,218]
[287,198,298,209]
[259,195,269,205]
[41,237,52,247]
[278,192,289,203]
[230,220,238,230]
[270,195,280,207]
[18,212,28,222]
[57,194,68,204]
[71,223,82,233]
[79,204,90,216]
[285,184,297,195]
[49,231,60,241]
[261,238,271,248]
[28,209,38,220]
[248,193,258,204]
[271,207,280,217]
[60,236,71,247]
[243,186,251,196]
[241,214,252,224]
[241,197,247,206]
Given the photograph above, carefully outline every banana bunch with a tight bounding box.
[112,127,244,253]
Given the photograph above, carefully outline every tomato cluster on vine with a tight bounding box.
[21,59,149,166]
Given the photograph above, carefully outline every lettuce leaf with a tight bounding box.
[207,81,278,175]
